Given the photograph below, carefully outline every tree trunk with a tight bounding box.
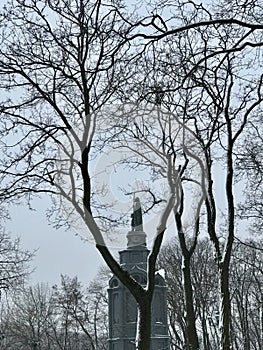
[136,297,152,350]
[183,257,200,350]
[201,308,211,350]
[219,263,232,350]
[175,211,199,350]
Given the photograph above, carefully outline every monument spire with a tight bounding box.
[127,197,146,248]
[131,197,143,231]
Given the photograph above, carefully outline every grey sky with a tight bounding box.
[7,199,105,286]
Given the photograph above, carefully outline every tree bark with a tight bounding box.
[218,96,235,350]
[219,262,232,350]
[175,211,199,350]
[136,297,152,350]
[183,256,200,350]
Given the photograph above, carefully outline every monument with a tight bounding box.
[108,197,170,350]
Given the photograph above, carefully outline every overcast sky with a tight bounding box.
[7,199,106,287]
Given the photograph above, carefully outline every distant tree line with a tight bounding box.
[0,271,109,350]
[0,237,261,350]
[158,238,263,350]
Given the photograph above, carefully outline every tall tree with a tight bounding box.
[0,1,176,349]
[104,99,206,349]
[103,1,263,348]
[158,239,219,350]
[1,1,263,349]
[51,273,109,350]
[158,238,263,350]
[231,239,263,350]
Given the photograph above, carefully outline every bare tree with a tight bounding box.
[104,100,207,350]
[151,5,263,348]
[158,239,219,350]
[51,272,108,350]
[236,120,263,235]
[0,226,32,348]
[158,238,263,350]
[231,239,263,350]
[0,227,32,293]
[1,1,263,349]
[1,283,54,349]
[0,1,179,348]
[1,270,109,350]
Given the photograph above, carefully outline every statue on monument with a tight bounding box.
[131,197,143,231]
